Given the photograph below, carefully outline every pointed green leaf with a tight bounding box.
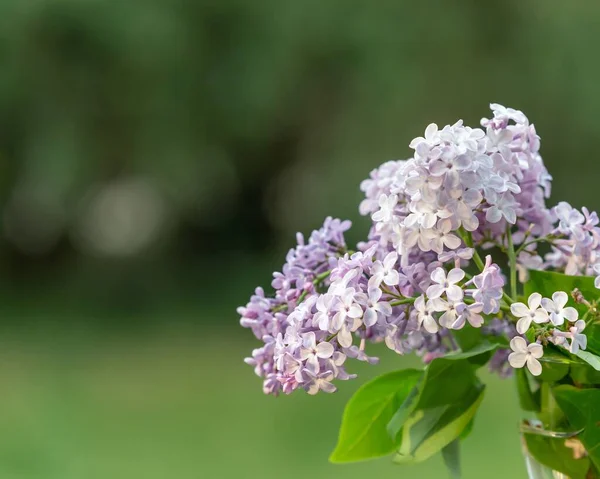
[516,368,541,412]
[329,369,422,463]
[574,350,600,371]
[387,343,496,440]
[442,440,461,479]
[394,386,485,464]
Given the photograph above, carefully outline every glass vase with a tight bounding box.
[520,419,590,479]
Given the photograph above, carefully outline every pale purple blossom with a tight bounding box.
[452,302,484,329]
[357,288,392,327]
[414,295,444,334]
[554,202,586,242]
[553,320,587,354]
[434,299,459,329]
[299,332,334,373]
[469,257,504,315]
[485,192,518,224]
[569,321,588,354]
[541,291,578,326]
[372,194,398,223]
[438,247,474,264]
[303,369,336,395]
[369,252,400,288]
[426,267,465,301]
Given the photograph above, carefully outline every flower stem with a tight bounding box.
[459,229,485,270]
[390,297,417,307]
[297,270,332,304]
[506,226,518,302]
[515,234,562,256]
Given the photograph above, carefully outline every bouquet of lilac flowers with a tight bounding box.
[239,104,600,478]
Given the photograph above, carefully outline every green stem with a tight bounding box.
[506,226,518,302]
[275,269,333,311]
[382,287,403,299]
[471,248,485,272]
[459,229,485,270]
[515,234,562,256]
[390,297,417,307]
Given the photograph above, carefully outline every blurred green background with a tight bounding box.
[0,0,599,477]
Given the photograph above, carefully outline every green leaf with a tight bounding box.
[585,324,600,356]
[538,348,570,383]
[516,368,541,412]
[387,343,496,440]
[452,326,484,352]
[538,382,565,429]
[441,439,461,479]
[552,385,600,471]
[329,369,422,463]
[393,386,485,464]
[443,341,500,360]
[523,433,590,479]
[459,418,474,441]
[386,381,423,442]
[574,350,600,371]
[570,363,600,385]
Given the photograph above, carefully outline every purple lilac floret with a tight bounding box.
[240,103,600,394]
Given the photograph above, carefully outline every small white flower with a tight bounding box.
[510,292,549,334]
[404,168,443,202]
[314,293,335,331]
[404,200,439,230]
[331,288,362,329]
[414,295,445,334]
[357,288,392,327]
[426,267,465,302]
[508,337,544,376]
[436,300,459,329]
[328,268,359,296]
[485,192,518,224]
[423,222,462,255]
[299,332,334,373]
[409,123,441,151]
[372,194,398,223]
[438,247,474,264]
[452,302,484,329]
[553,320,588,354]
[568,320,588,354]
[303,369,336,395]
[541,291,578,326]
[369,252,400,288]
[554,202,585,241]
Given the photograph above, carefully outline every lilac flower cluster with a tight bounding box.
[241,104,600,395]
[361,103,553,267]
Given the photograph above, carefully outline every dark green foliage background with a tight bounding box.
[0,1,599,477]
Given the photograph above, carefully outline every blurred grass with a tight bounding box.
[0,321,526,479]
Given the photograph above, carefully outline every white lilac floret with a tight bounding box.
[240,104,600,396]
[541,291,579,326]
[508,337,544,376]
[510,292,548,335]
